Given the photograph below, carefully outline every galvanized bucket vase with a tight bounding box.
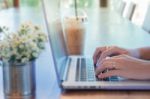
[2,61,36,96]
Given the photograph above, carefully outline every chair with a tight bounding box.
[122,1,136,20]
[142,5,150,33]
[117,0,126,15]
[131,3,148,27]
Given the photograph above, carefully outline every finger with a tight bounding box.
[110,54,127,59]
[97,70,121,79]
[96,56,119,67]
[93,46,106,64]
[97,47,118,62]
[93,47,106,63]
[96,47,123,65]
[95,58,118,75]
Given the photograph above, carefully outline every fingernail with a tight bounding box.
[96,62,99,67]
[106,57,110,59]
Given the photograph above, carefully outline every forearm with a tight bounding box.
[138,47,150,60]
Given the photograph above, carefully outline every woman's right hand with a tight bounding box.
[93,46,132,65]
[95,55,150,80]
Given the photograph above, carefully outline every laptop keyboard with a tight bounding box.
[76,58,87,81]
[80,58,87,81]
[76,58,119,82]
[85,58,96,81]
[76,58,96,81]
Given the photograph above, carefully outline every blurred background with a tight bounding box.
[0,0,149,10]
[1,0,150,35]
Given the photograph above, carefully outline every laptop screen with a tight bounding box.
[42,0,68,80]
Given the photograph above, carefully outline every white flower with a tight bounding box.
[0,22,47,64]
[32,52,38,58]
[21,57,29,63]
[19,44,24,49]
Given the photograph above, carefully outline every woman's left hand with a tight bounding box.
[96,55,150,80]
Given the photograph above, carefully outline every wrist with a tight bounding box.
[128,49,140,59]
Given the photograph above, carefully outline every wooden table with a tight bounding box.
[0,0,150,99]
[61,90,150,99]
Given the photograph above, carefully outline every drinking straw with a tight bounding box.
[74,0,78,20]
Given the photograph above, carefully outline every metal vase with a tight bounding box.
[2,61,36,96]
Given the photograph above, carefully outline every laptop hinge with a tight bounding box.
[61,58,71,81]
[67,57,78,82]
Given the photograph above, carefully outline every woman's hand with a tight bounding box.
[96,55,150,80]
[93,46,130,65]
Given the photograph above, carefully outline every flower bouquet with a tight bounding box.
[0,22,47,64]
[0,22,47,96]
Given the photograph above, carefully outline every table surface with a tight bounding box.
[0,0,150,99]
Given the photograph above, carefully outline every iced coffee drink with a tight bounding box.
[64,17,86,55]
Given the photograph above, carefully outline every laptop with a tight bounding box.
[41,0,150,90]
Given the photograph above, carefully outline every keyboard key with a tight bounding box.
[76,58,80,81]
[80,58,87,81]
[85,58,96,81]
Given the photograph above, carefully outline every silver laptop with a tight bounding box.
[41,0,150,90]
